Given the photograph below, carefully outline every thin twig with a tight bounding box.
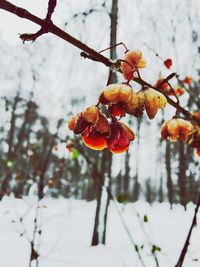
[175,193,200,267]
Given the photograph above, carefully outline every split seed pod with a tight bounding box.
[161,118,194,142]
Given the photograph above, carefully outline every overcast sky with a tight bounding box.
[0,0,51,44]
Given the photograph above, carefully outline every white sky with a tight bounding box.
[0,0,49,44]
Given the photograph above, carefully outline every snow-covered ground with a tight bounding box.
[0,197,199,267]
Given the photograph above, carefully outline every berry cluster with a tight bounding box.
[68,105,134,153]
[68,50,200,157]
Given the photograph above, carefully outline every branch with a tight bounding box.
[134,75,194,121]
[19,0,57,42]
[0,1,199,125]
[46,0,57,22]
[175,193,200,267]
[0,0,112,66]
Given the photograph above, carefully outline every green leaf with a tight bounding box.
[152,245,161,254]
[143,214,148,222]
[72,149,79,160]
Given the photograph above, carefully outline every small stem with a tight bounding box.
[143,43,163,61]
[175,193,200,267]
[99,42,128,54]
[106,69,113,86]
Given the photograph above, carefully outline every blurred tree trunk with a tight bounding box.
[132,118,141,201]
[158,176,164,203]
[116,171,122,196]
[91,0,118,246]
[38,121,61,199]
[91,151,112,245]
[0,94,20,199]
[145,178,153,204]
[124,150,130,195]
[178,142,187,210]
[165,140,174,208]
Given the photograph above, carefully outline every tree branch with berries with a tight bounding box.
[1,2,200,267]
[1,0,199,155]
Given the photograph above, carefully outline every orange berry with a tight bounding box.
[82,127,107,150]
[164,58,172,69]
[161,118,194,142]
[161,83,169,90]
[155,78,170,91]
[184,76,192,85]
[82,105,100,124]
[195,147,200,158]
[175,87,185,96]
[68,115,77,130]
[192,111,200,123]
[110,145,129,154]
[108,103,125,117]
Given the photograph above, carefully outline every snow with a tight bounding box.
[0,1,200,265]
[0,197,200,267]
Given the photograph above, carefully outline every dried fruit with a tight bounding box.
[68,106,101,134]
[195,147,200,158]
[189,128,200,148]
[126,91,145,117]
[82,127,107,150]
[155,78,170,92]
[73,114,91,134]
[184,76,192,85]
[99,83,132,105]
[192,111,200,123]
[161,118,194,142]
[99,83,146,118]
[121,50,147,80]
[108,103,126,117]
[68,107,110,151]
[169,87,185,96]
[95,115,110,135]
[68,115,77,131]
[164,58,172,69]
[107,122,135,154]
[82,105,100,124]
[138,88,167,119]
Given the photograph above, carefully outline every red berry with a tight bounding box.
[107,122,134,154]
[183,76,192,85]
[108,103,125,117]
[164,58,172,69]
